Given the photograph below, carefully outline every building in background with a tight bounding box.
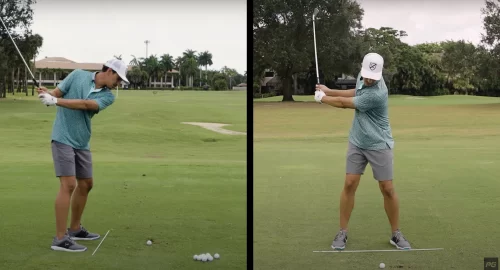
[32,57,178,88]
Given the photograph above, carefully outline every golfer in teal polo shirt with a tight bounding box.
[37,58,129,252]
[314,53,411,251]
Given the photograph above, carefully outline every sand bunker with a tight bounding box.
[182,122,246,135]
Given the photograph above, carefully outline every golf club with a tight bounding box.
[0,16,39,88]
[312,8,320,84]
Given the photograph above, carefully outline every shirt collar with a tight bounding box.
[358,79,380,90]
[92,72,108,92]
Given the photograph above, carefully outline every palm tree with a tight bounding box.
[182,58,198,88]
[182,49,198,87]
[113,54,122,60]
[198,51,213,86]
[160,54,174,87]
[175,56,183,88]
[221,66,238,89]
[143,55,160,88]
[129,55,141,66]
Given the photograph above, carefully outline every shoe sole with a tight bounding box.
[390,240,411,250]
[70,236,100,241]
[51,246,87,252]
[331,239,347,250]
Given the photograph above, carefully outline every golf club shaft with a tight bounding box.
[312,17,319,85]
[0,16,39,87]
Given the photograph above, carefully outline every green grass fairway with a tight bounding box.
[254,94,500,270]
[0,90,246,270]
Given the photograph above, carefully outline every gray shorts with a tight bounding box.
[51,140,93,179]
[346,141,393,181]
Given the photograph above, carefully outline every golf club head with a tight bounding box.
[313,8,319,19]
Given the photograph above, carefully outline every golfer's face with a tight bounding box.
[111,73,122,88]
[363,78,376,86]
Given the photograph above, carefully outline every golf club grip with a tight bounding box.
[32,79,50,107]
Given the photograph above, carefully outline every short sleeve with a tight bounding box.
[353,91,384,112]
[93,91,115,113]
[57,69,80,94]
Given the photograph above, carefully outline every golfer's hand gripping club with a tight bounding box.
[314,90,326,103]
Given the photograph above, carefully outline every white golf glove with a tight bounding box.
[314,90,326,103]
[38,93,58,106]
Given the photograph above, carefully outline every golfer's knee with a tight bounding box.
[59,176,77,193]
[343,177,360,194]
[379,183,395,198]
[77,178,93,193]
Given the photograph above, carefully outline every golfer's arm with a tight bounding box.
[322,88,355,97]
[56,98,99,111]
[321,96,356,109]
[48,88,64,98]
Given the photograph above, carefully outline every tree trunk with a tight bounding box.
[178,68,181,88]
[293,74,298,92]
[3,75,7,98]
[32,55,36,95]
[17,67,20,93]
[11,69,15,94]
[25,66,28,96]
[281,70,294,101]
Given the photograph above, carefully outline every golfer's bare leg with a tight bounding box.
[340,173,362,230]
[70,178,93,231]
[55,176,77,240]
[378,180,399,232]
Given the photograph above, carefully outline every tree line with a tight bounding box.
[123,52,245,90]
[253,0,500,101]
[0,0,246,98]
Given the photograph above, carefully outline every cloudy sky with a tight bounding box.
[357,0,486,45]
[29,0,247,74]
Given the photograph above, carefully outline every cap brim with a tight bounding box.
[117,71,130,84]
[360,68,382,81]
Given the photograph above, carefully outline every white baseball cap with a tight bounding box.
[104,58,129,84]
[360,53,384,80]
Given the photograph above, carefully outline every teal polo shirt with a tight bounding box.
[51,69,115,150]
[348,73,394,150]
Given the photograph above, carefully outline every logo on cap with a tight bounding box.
[369,62,377,71]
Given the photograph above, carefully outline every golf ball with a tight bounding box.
[202,256,208,262]
[146,240,152,245]
[196,255,202,261]
[193,255,198,260]
[379,262,385,269]
[214,253,220,259]
[206,253,211,257]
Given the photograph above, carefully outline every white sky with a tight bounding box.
[356,0,485,45]
[30,0,247,74]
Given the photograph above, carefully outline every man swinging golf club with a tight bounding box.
[314,52,411,250]
[37,58,129,252]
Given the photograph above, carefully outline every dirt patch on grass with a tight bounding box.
[182,122,246,135]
